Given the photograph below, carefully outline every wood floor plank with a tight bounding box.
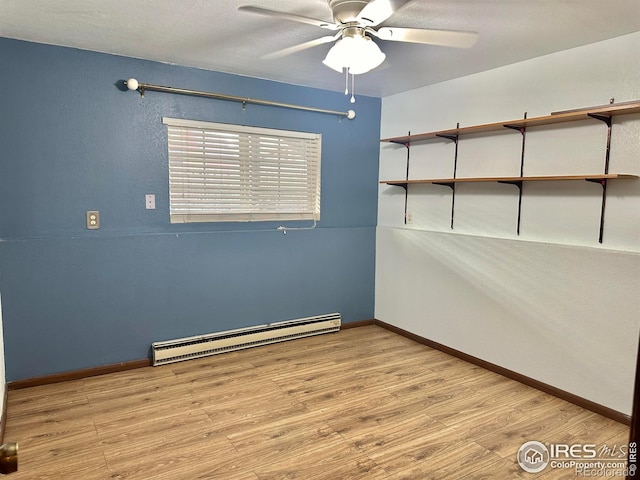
[228,421,348,473]
[97,409,215,459]
[4,325,629,479]
[225,408,331,449]
[91,393,203,432]
[202,394,310,437]
[254,447,388,480]
[386,466,433,479]
[340,414,445,458]
[82,366,177,392]
[254,442,388,480]
[474,407,596,459]
[106,434,241,480]
[467,457,530,479]
[326,400,440,440]
[7,379,88,417]
[365,421,468,475]
[424,440,506,479]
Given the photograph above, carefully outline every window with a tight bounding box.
[163,117,321,224]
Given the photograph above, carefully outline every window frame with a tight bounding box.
[163,117,322,224]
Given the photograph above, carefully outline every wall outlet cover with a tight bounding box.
[86,211,100,229]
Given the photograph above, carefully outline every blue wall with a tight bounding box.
[0,38,381,381]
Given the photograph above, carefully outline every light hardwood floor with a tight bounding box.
[4,325,630,479]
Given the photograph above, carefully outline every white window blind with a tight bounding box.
[163,117,321,224]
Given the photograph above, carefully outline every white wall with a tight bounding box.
[376,32,640,415]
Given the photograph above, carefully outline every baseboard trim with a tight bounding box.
[341,319,376,330]
[0,386,7,443]
[374,319,631,426]
[7,359,152,390]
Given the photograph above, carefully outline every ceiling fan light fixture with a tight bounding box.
[322,38,349,72]
[322,32,385,74]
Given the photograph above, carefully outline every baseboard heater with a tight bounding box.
[151,313,341,366]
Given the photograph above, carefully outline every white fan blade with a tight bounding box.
[376,27,478,48]
[356,0,411,26]
[262,35,339,60]
[238,5,339,30]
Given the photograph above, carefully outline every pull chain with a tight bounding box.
[350,72,356,103]
[343,68,356,104]
[344,67,349,96]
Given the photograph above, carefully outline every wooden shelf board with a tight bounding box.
[381,101,640,144]
[551,99,640,115]
[380,173,638,186]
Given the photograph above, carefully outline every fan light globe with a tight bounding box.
[323,38,350,73]
[322,34,385,75]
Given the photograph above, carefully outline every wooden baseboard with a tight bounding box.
[7,359,151,390]
[341,319,376,330]
[0,386,7,443]
[374,319,631,426]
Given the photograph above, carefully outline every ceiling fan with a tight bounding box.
[238,0,478,76]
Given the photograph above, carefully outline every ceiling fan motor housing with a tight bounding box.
[328,0,370,24]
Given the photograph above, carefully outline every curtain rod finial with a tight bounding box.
[125,78,139,91]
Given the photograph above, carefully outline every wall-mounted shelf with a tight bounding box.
[380,99,640,242]
[381,100,640,145]
[381,173,638,188]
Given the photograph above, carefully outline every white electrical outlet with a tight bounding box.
[86,211,100,229]
[145,194,156,210]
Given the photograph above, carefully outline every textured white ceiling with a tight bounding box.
[1,0,639,97]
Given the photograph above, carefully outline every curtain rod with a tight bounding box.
[124,78,356,120]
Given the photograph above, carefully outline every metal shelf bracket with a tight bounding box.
[497,180,524,190]
[435,133,459,144]
[588,113,612,127]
